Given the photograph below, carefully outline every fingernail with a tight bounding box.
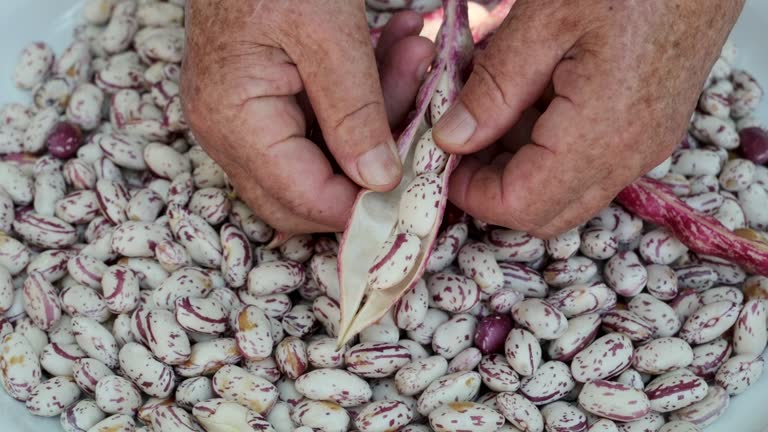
[434,102,477,147]
[358,140,402,188]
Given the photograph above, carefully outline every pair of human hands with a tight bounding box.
[181,0,743,239]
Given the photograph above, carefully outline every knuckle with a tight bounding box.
[469,59,515,113]
[331,100,385,133]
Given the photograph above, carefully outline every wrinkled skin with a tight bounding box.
[182,1,433,233]
[435,0,745,238]
[183,0,744,237]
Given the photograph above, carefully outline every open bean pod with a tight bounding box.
[336,0,474,346]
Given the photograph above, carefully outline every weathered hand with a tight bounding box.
[434,0,744,238]
[182,1,434,234]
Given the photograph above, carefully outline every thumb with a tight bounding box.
[285,4,402,192]
[433,1,572,154]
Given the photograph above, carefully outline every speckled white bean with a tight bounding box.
[458,241,504,295]
[416,370,481,415]
[63,159,97,190]
[485,229,546,263]
[228,199,274,244]
[274,336,308,380]
[345,341,412,378]
[645,371,708,413]
[511,299,568,340]
[94,375,141,415]
[679,301,741,345]
[545,228,581,260]
[600,310,653,343]
[496,392,544,432]
[142,309,191,365]
[174,297,228,335]
[100,265,140,314]
[633,337,694,375]
[739,183,768,230]
[478,354,520,392]
[398,173,442,237]
[60,399,106,432]
[498,262,548,298]
[86,413,136,432]
[193,398,276,432]
[658,421,702,432]
[731,70,763,117]
[688,338,732,379]
[71,317,119,369]
[289,399,348,432]
[234,305,273,361]
[394,355,447,396]
[548,313,602,362]
[152,267,214,310]
[39,342,86,377]
[546,282,616,318]
[168,206,223,268]
[578,380,650,422]
[0,333,42,401]
[68,254,108,290]
[543,257,598,288]
[668,386,729,428]
[367,232,421,291]
[246,260,305,296]
[175,377,214,411]
[447,347,482,373]
[294,368,372,408]
[628,293,682,338]
[519,361,575,406]
[305,336,345,369]
[60,284,111,323]
[0,162,34,205]
[571,333,633,383]
[604,251,647,297]
[645,264,679,300]
[354,399,413,432]
[541,401,588,432]
[24,376,81,417]
[13,211,78,249]
[426,272,479,314]
[72,358,113,396]
[579,228,618,260]
[426,223,468,273]
[638,228,689,265]
[118,342,176,398]
[429,402,505,432]
[405,307,448,345]
[714,354,764,395]
[34,170,67,217]
[211,364,278,415]
[432,313,477,359]
[22,271,62,331]
[175,338,241,378]
[14,42,54,89]
[504,328,542,377]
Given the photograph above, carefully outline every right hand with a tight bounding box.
[181,1,435,234]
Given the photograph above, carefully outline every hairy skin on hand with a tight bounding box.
[434,0,745,238]
[182,1,434,234]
